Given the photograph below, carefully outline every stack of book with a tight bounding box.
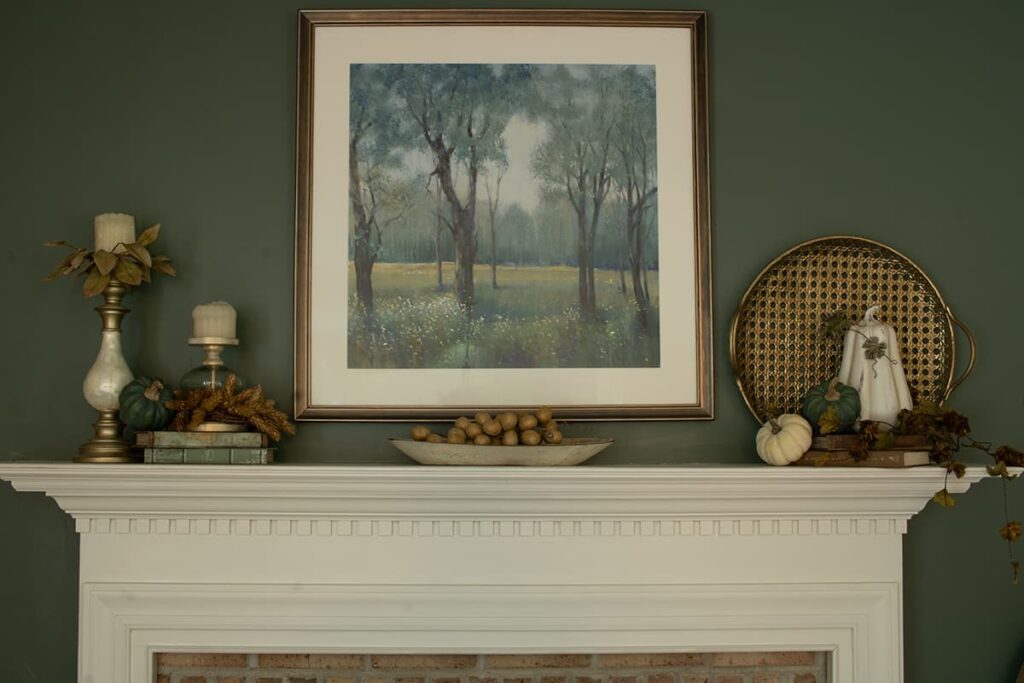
[138,431,274,464]
[792,434,930,468]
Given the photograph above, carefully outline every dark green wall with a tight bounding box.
[1,1,1021,681]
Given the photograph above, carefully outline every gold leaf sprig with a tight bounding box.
[165,375,296,442]
[44,224,176,297]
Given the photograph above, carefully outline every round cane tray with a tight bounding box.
[729,236,975,424]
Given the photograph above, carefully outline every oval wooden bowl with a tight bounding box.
[389,437,614,466]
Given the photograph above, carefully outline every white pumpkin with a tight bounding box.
[756,414,813,466]
[838,305,913,429]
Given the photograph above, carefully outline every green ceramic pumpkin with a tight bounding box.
[119,376,174,430]
[802,377,861,434]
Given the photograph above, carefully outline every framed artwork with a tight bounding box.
[294,9,713,420]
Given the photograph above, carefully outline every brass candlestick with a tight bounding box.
[76,278,139,463]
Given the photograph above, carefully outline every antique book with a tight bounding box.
[136,431,269,448]
[793,450,930,468]
[811,433,929,451]
[143,447,274,465]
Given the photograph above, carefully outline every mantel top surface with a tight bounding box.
[0,459,995,485]
[0,462,995,473]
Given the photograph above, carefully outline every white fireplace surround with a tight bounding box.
[0,463,996,683]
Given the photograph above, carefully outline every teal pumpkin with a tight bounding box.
[119,376,174,430]
[802,377,861,434]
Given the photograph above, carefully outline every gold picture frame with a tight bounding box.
[294,9,713,421]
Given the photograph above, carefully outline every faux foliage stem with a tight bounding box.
[1004,477,1019,584]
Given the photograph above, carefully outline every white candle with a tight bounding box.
[94,213,136,253]
[192,302,237,339]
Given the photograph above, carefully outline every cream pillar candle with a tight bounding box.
[94,213,136,253]
[192,301,237,339]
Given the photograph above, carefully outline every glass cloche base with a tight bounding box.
[180,364,246,392]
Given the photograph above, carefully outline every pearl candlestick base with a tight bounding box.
[76,279,138,464]
[76,409,136,463]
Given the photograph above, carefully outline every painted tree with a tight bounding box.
[611,197,629,295]
[349,65,414,312]
[428,176,448,291]
[611,66,659,326]
[529,65,618,319]
[483,162,506,288]
[383,64,528,307]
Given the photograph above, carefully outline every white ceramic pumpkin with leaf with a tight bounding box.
[755,414,813,466]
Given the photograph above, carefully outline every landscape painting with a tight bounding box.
[346,63,660,370]
[295,10,713,419]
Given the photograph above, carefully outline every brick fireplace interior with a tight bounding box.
[153,652,829,683]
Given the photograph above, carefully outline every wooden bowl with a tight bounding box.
[389,437,613,466]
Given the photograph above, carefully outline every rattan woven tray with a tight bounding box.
[729,236,974,424]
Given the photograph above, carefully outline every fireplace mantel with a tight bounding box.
[0,463,988,531]
[0,463,997,683]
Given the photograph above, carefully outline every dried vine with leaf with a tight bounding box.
[822,311,1022,583]
[44,224,176,296]
[856,404,1022,583]
[166,374,296,442]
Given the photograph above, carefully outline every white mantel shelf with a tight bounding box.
[0,462,991,536]
[0,462,1004,683]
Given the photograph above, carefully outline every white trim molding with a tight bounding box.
[0,463,997,683]
[85,582,892,683]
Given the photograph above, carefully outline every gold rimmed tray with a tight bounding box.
[729,236,974,423]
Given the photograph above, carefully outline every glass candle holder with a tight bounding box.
[180,337,246,392]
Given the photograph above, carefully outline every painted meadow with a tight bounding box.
[347,63,660,369]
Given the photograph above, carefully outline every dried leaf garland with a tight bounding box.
[816,316,1024,582]
[93,249,118,275]
[886,401,1022,582]
[83,269,110,298]
[844,420,882,463]
[165,375,295,442]
[43,224,175,296]
[136,224,160,246]
[995,446,1024,468]
[988,461,1019,480]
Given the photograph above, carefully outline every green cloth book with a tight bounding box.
[136,431,269,448]
[143,447,274,465]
